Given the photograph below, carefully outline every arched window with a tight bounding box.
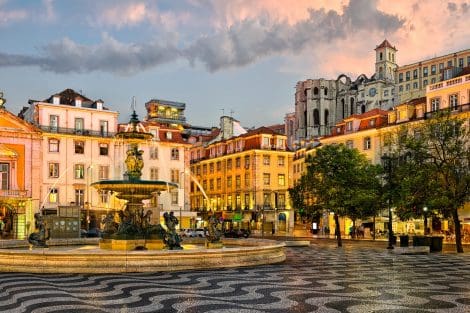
[313,87,319,95]
[313,109,320,126]
[324,88,328,96]
[324,109,329,126]
[350,98,355,115]
[380,52,383,60]
[361,105,366,114]
[341,99,345,118]
[304,89,308,97]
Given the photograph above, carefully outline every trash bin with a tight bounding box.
[399,235,409,247]
[413,236,430,247]
[430,236,443,252]
[391,235,397,245]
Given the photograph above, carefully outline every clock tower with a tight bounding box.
[375,39,397,82]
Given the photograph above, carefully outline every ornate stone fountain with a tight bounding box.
[91,110,181,250]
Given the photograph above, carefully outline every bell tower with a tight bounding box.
[374,39,397,82]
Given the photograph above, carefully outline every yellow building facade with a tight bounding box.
[190,127,294,233]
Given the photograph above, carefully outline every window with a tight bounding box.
[413,69,418,79]
[405,71,410,81]
[74,164,84,179]
[235,157,241,168]
[313,87,319,95]
[227,176,232,188]
[244,173,250,187]
[75,118,84,133]
[431,98,440,111]
[364,137,371,150]
[423,67,428,77]
[98,165,109,180]
[439,63,444,72]
[278,156,285,166]
[244,193,250,208]
[278,174,285,186]
[467,56,470,66]
[379,52,383,60]
[324,87,328,96]
[99,190,109,204]
[150,167,159,180]
[171,169,180,183]
[236,175,241,188]
[209,163,214,173]
[398,73,403,82]
[313,109,320,126]
[346,140,354,149]
[399,85,403,92]
[346,121,353,131]
[431,65,436,75]
[99,143,108,156]
[447,60,452,67]
[263,173,270,185]
[171,190,178,205]
[0,163,9,190]
[202,164,207,174]
[166,132,172,139]
[459,58,464,68]
[262,137,270,147]
[210,179,214,191]
[244,156,250,169]
[171,148,179,160]
[99,120,108,136]
[217,178,221,189]
[263,155,270,165]
[75,141,84,154]
[449,94,458,110]
[413,82,418,89]
[49,139,59,152]
[149,147,158,159]
[216,161,221,171]
[406,84,410,91]
[49,163,59,178]
[49,115,59,131]
[431,78,436,84]
[227,159,232,170]
[369,119,376,127]
[75,189,84,206]
[423,79,428,87]
[384,90,389,97]
[49,188,58,203]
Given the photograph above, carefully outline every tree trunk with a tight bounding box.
[334,213,342,247]
[452,208,464,253]
[373,215,376,240]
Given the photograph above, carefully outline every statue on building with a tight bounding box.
[163,211,182,250]
[28,213,50,247]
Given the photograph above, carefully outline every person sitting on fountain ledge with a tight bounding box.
[163,212,183,250]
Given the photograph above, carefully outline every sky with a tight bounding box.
[0,0,469,128]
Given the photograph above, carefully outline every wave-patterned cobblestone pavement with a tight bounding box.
[0,244,469,313]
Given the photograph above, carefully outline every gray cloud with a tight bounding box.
[448,2,458,11]
[0,0,405,74]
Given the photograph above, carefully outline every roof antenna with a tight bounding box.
[221,108,225,116]
[132,96,136,112]
[230,109,234,118]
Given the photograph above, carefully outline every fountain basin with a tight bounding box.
[0,238,285,273]
[91,179,178,201]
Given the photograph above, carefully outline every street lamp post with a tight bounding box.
[381,154,395,250]
[86,165,93,231]
[423,206,428,235]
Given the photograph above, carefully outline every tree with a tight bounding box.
[302,144,382,247]
[384,111,470,252]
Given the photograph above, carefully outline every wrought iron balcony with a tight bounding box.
[424,103,469,119]
[38,125,115,138]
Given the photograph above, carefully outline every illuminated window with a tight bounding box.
[364,137,371,150]
[49,163,59,178]
[263,173,270,185]
[278,174,285,186]
[74,141,84,154]
[171,148,179,160]
[49,139,59,152]
[99,143,109,156]
[49,188,58,203]
[99,165,109,180]
[74,164,84,179]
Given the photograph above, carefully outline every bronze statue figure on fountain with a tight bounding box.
[163,211,182,250]
[125,145,144,180]
[206,213,222,243]
[28,213,50,248]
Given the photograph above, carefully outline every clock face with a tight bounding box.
[369,88,377,97]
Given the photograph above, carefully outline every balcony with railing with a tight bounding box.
[424,102,469,119]
[0,189,30,198]
[38,125,115,138]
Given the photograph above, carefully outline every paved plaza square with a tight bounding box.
[0,241,469,313]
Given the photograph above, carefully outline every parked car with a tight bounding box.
[80,228,101,238]
[224,229,251,238]
[181,228,206,237]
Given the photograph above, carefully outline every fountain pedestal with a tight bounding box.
[100,239,165,250]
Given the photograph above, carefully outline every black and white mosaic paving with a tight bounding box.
[0,242,469,313]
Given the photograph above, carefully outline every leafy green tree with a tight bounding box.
[302,144,382,247]
[384,111,469,252]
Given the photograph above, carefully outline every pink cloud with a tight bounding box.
[0,1,28,25]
